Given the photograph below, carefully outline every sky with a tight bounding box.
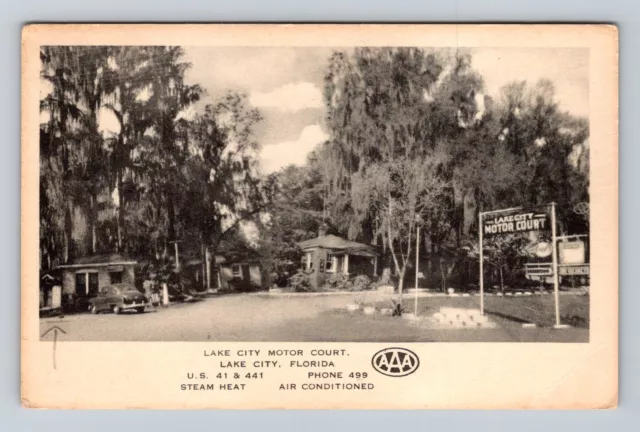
[87,46,589,174]
[182,46,589,174]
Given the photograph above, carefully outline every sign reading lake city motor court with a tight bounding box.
[483,211,549,236]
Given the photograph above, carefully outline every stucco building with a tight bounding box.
[297,225,379,289]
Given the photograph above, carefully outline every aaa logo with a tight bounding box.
[372,348,419,377]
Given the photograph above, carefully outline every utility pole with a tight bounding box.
[414,224,420,317]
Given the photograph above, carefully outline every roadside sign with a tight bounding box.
[525,242,553,258]
[558,264,590,276]
[525,263,553,278]
[559,240,585,265]
[483,211,548,236]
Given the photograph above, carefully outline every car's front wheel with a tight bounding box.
[113,305,121,315]
[135,307,145,314]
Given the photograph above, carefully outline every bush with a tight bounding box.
[289,270,314,292]
[326,273,352,290]
[226,279,263,293]
[351,274,372,291]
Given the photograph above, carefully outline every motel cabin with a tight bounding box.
[57,254,138,304]
[185,253,265,293]
[296,224,379,289]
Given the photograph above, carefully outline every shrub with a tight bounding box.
[390,299,406,317]
[326,273,352,290]
[227,279,263,293]
[351,274,372,291]
[289,270,314,292]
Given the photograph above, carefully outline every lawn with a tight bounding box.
[373,293,589,329]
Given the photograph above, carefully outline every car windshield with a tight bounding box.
[112,285,140,294]
[122,288,141,294]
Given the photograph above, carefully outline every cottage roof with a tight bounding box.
[57,253,137,269]
[297,234,379,256]
[184,255,227,267]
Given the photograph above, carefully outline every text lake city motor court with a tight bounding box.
[483,212,548,235]
[204,349,348,368]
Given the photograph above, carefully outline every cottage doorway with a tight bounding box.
[241,264,250,282]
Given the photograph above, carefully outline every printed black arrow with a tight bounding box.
[41,325,67,370]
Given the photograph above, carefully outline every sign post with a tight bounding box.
[479,203,570,328]
[415,225,420,316]
[478,206,524,315]
[550,202,563,328]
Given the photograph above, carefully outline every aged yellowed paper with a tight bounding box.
[22,24,618,409]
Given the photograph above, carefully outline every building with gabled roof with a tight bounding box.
[297,224,379,289]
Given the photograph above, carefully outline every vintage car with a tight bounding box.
[88,283,147,314]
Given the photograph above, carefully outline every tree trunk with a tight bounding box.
[499,267,504,293]
[116,173,124,252]
[167,191,176,241]
[63,231,69,264]
[397,271,405,303]
[205,245,211,291]
[201,242,207,290]
[462,188,476,240]
[64,201,73,263]
[90,194,97,254]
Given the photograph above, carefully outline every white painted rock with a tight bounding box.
[380,308,393,316]
[515,292,523,296]
[377,285,395,294]
[506,293,513,296]
[524,292,533,296]
[440,307,457,316]
[363,306,376,315]
[346,304,361,312]
[462,293,470,297]
[447,288,455,295]
[496,292,504,297]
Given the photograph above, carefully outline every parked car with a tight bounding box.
[89,283,147,314]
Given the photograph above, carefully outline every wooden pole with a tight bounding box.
[205,247,211,291]
[415,225,420,316]
[174,242,180,271]
[551,202,562,328]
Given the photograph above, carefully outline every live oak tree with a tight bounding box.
[39,47,273,288]
[178,92,274,289]
[257,153,326,287]
[351,156,446,300]
[315,47,590,292]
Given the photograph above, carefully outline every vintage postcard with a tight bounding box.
[21,24,618,409]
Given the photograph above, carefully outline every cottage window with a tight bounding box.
[326,255,334,272]
[305,252,313,271]
[109,271,123,284]
[232,264,241,278]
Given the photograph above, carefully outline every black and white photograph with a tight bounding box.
[37,43,592,343]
